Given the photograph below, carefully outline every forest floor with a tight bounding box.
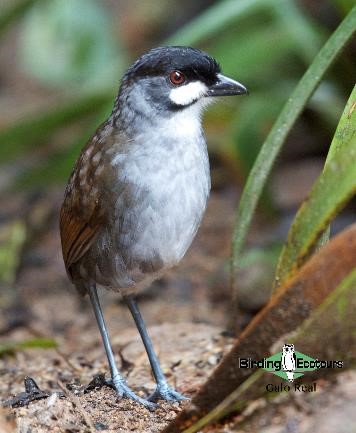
[0,188,355,433]
[1,3,355,430]
[0,190,237,432]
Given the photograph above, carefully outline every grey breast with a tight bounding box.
[84,127,211,292]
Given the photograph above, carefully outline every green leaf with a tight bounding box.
[274,85,356,287]
[182,370,264,433]
[0,221,27,284]
[211,25,302,85]
[290,267,356,354]
[330,0,356,15]
[12,101,113,189]
[0,337,57,357]
[233,88,287,175]
[166,0,323,69]
[19,0,124,89]
[165,0,275,46]
[326,86,356,163]
[0,92,113,164]
[270,0,324,63]
[230,7,356,286]
[14,137,87,189]
[0,0,43,39]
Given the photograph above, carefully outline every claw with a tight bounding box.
[109,378,158,410]
[148,383,189,403]
[86,374,157,410]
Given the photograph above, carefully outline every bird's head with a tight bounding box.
[114,46,248,123]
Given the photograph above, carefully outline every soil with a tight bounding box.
[0,190,237,433]
[0,181,356,433]
[0,187,354,433]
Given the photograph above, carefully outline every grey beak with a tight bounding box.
[207,73,248,97]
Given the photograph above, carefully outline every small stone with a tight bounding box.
[94,422,108,431]
[207,355,217,365]
[47,393,58,407]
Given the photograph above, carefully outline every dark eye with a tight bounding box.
[169,70,186,86]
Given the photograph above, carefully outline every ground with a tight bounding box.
[0,189,355,433]
[0,191,237,432]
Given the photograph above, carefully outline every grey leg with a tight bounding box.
[87,284,156,409]
[124,294,188,402]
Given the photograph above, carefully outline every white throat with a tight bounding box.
[163,99,209,139]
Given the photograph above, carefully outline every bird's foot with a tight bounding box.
[148,382,189,403]
[108,377,157,410]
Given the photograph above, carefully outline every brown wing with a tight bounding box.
[60,133,108,276]
[60,205,100,274]
[60,120,118,278]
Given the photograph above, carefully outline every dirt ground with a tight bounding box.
[1,189,355,433]
[0,3,355,431]
[1,322,234,433]
[0,190,238,432]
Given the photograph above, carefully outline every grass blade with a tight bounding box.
[165,0,277,46]
[274,85,356,287]
[230,7,356,286]
[0,337,57,357]
[271,0,324,63]
[182,370,264,433]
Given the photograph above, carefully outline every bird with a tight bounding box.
[282,344,296,382]
[60,46,247,408]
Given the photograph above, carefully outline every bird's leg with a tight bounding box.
[124,294,188,403]
[87,284,156,409]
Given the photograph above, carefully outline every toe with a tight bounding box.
[123,388,158,410]
[111,380,157,410]
[148,385,189,403]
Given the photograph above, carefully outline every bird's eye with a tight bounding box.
[169,70,186,86]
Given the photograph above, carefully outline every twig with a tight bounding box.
[57,380,96,433]
[55,348,84,373]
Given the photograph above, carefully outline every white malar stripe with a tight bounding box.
[169,81,208,106]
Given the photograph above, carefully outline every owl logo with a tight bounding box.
[282,344,296,382]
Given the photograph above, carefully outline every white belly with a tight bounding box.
[115,132,210,267]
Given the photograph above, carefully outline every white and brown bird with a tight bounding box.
[60,46,247,408]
